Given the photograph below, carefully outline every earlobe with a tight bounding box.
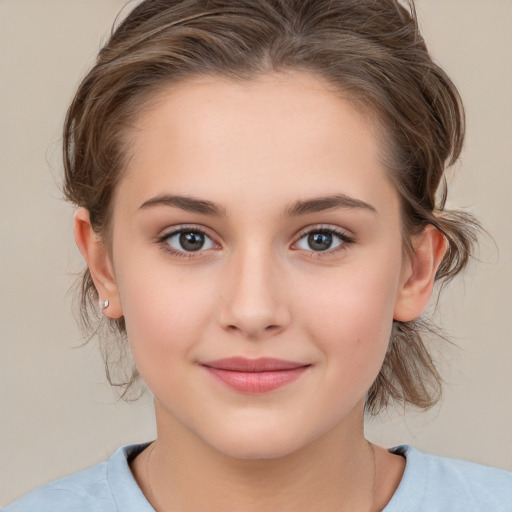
[73,208,123,319]
[393,226,447,322]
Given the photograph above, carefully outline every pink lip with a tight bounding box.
[200,357,310,394]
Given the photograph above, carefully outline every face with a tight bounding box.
[107,71,408,458]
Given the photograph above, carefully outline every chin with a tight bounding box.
[199,420,320,461]
[214,438,302,461]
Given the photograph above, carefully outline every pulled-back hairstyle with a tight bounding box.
[63,0,479,412]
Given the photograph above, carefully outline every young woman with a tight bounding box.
[5,0,511,510]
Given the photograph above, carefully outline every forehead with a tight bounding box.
[117,71,398,220]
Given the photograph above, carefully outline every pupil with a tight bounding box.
[180,232,204,251]
[309,232,332,251]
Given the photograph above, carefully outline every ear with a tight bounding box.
[73,208,123,319]
[393,225,447,322]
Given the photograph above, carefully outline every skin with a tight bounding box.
[75,71,446,511]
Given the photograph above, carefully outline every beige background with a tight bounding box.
[1,0,511,506]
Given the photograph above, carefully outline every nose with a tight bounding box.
[217,244,291,340]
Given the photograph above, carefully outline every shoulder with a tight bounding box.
[385,445,512,512]
[3,462,111,512]
[3,443,152,512]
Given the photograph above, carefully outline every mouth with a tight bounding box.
[200,357,311,394]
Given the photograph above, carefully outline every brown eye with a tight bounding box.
[179,231,206,251]
[308,232,334,251]
[294,228,353,254]
[163,228,216,254]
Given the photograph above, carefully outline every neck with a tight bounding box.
[131,401,391,512]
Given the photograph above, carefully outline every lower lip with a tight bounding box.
[202,366,309,394]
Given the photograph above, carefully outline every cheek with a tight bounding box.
[296,255,401,375]
[114,255,218,383]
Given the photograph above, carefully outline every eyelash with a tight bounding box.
[157,225,355,260]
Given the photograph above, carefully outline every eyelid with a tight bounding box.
[294,223,353,239]
[158,224,216,241]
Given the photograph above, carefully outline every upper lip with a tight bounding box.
[200,357,309,372]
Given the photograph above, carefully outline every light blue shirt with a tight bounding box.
[4,443,512,511]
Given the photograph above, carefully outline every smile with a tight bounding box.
[200,357,311,394]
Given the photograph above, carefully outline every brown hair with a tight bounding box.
[63,0,479,411]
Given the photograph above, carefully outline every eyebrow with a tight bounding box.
[285,194,377,216]
[139,194,227,216]
[138,193,377,217]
